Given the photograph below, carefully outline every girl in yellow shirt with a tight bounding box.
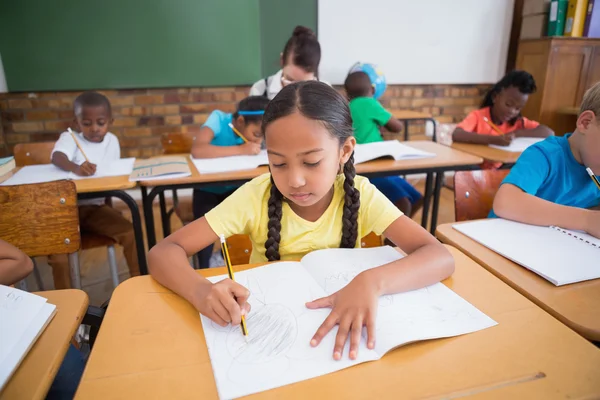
[148,81,454,361]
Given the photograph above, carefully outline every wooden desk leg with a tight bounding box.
[421,172,434,229]
[429,172,444,234]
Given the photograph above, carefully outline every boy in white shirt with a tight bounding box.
[49,91,139,288]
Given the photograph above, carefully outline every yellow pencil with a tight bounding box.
[228,123,248,143]
[482,116,505,136]
[67,128,90,163]
[587,167,600,190]
[219,234,248,338]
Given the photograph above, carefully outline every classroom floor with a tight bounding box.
[22,175,457,306]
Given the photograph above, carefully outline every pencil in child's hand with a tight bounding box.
[587,167,600,190]
[219,234,249,338]
[68,128,90,163]
[482,116,504,136]
[228,123,248,143]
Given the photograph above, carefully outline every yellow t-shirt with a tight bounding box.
[205,173,403,263]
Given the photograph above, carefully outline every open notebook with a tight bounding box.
[353,141,435,164]
[0,158,136,186]
[191,151,269,174]
[0,285,57,391]
[453,219,600,286]
[129,156,191,181]
[489,137,544,152]
[200,246,496,399]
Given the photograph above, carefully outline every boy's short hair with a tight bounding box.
[344,71,373,99]
[580,81,600,119]
[73,91,112,118]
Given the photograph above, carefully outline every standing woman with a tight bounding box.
[249,26,325,99]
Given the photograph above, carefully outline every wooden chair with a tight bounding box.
[225,232,385,266]
[453,170,510,222]
[0,181,83,288]
[14,142,121,288]
[161,132,196,226]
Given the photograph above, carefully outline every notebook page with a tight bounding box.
[551,226,600,248]
[0,164,70,186]
[300,247,497,357]
[353,141,435,164]
[489,137,544,152]
[0,302,56,391]
[453,219,600,286]
[199,262,378,400]
[70,157,136,180]
[0,286,48,365]
[191,151,268,174]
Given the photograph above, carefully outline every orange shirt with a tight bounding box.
[457,107,539,135]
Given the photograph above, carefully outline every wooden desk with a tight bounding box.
[1,290,88,400]
[436,223,600,342]
[557,106,579,116]
[139,141,483,247]
[391,109,436,141]
[0,169,147,274]
[75,247,600,399]
[450,142,521,165]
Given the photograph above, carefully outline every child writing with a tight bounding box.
[50,91,139,288]
[345,70,423,217]
[149,81,454,360]
[453,70,553,154]
[191,95,270,268]
[492,81,600,239]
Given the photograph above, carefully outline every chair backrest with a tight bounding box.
[161,133,194,154]
[0,180,81,257]
[13,142,55,166]
[454,170,510,222]
[226,233,384,266]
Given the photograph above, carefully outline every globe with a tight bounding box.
[348,62,387,99]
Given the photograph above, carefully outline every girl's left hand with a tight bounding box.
[305,272,379,361]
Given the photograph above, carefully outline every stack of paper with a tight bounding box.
[0,285,56,391]
[0,156,15,177]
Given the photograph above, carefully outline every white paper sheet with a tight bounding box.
[0,164,70,186]
[70,157,135,180]
[192,151,269,174]
[454,219,600,286]
[353,141,435,164]
[200,247,496,399]
[489,137,544,152]
[0,286,56,391]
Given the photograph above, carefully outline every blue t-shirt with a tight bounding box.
[489,133,600,218]
[203,110,244,147]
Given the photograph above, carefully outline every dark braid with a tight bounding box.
[340,153,360,248]
[265,176,283,261]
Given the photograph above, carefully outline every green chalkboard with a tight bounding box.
[0,1,262,91]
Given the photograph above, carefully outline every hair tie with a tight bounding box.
[238,110,265,116]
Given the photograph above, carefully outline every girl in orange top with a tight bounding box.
[453,70,553,147]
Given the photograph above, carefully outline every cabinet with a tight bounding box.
[516,38,600,135]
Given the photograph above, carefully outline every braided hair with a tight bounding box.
[481,70,537,126]
[261,81,359,261]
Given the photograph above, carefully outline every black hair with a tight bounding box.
[481,70,537,125]
[261,81,359,261]
[73,91,112,118]
[232,96,270,124]
[281,26,321,74]
[344,71,373,99]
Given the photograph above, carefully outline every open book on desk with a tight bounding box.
[200,246,496,400]
[0,158,135,186]
[353,141,435,164]
[129,156,191,181]
[191,150,269,174]
[0,285,57,391]
[453,219,600,286]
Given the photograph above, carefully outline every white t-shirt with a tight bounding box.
[52,131,121,205]
[249,69,330,100]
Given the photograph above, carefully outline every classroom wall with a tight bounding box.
[0,84,489,157]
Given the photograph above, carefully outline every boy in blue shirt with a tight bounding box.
[191,96,270,268]
[492,81,600,238]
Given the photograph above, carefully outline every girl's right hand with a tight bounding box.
[489,134,514,147]
[240,142,261,155]
[193,279,251,326]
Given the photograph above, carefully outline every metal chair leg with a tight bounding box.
[107,245,120,288]
[68,252,82,289]
[31,257,44,291]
